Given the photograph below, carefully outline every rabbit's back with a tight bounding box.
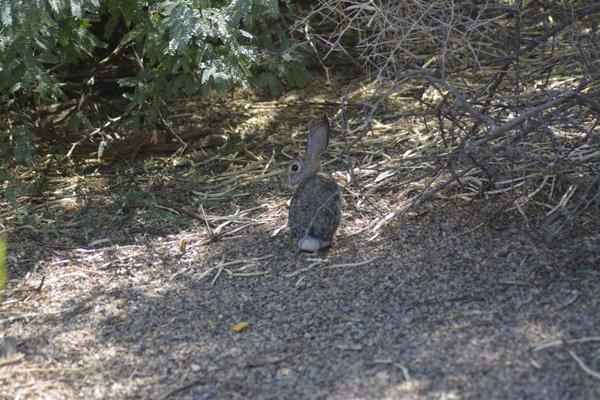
[289,172,341,250]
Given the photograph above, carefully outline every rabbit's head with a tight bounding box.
[283,118,331,189]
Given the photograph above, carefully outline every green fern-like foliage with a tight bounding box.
[0,0,102,102]
[0,0,311,165]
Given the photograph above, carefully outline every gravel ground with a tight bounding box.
[1,94,599,399]
[3,199,599,399]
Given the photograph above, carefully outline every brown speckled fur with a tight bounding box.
[289,172,341,250]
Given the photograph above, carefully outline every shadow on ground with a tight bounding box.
[1,87,599,399]
[6,205,600,399]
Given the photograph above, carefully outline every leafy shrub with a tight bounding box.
[0,0,311,165]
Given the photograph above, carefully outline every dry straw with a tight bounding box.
[293,1,600,258]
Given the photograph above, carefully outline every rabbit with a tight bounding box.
[283,118,342,251]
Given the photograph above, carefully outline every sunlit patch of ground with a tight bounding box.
[1,82,599,399]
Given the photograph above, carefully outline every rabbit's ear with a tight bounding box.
[307,118,330,162]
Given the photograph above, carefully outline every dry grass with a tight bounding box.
[294,0,508,78]
[294,0,600,255]
[1,2,600,397]
[1,82,599,398]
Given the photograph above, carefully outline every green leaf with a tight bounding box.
[0,0,311,159]
[13,127,36,165]
[1,3,13,26]
[49,0,68,14]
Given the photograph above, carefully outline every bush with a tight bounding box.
[0,0,311,164]
[294,0,600,242]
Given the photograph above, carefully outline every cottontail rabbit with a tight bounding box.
[283,118,342,251]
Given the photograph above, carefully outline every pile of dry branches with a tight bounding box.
[295,1,600,256]
[295,0,508,78]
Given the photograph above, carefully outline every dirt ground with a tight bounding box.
[1,88,599,399]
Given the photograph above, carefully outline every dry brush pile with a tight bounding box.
[294,0,600,261]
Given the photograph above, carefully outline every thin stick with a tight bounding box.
[533,337,600,352]
[323,257,377,269]
[569,351,600,381]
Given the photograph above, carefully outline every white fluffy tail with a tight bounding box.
[298,237,329,251]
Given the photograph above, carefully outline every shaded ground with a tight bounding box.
[1,86,599,399]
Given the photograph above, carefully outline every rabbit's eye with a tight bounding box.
[291,163,300,172]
